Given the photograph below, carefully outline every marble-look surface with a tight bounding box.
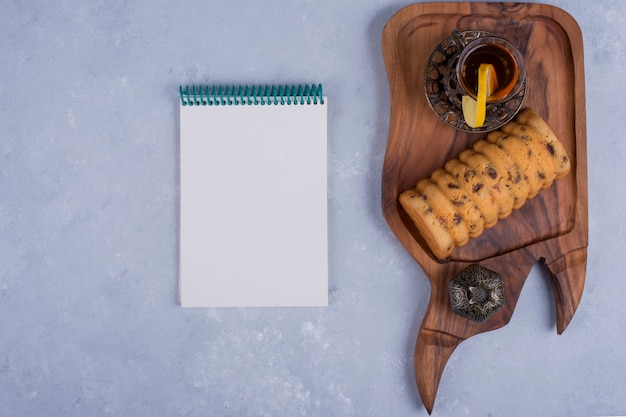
[0,1,623,416]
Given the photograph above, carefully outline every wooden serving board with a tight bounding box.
[381,2,587,413]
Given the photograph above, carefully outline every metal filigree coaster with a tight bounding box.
[424,30,526,133]
[448,264,505,322]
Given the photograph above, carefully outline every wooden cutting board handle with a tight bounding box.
[412,247,587,413]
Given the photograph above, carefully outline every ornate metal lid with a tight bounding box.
[448,264,505,322]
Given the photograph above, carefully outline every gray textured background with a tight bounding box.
[0,1,622,416]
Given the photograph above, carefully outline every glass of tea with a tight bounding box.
[454,33,526,104]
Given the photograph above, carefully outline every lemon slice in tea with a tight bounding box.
[462,63,497,128]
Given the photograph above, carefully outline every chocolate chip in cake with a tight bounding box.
[464,169,476,182]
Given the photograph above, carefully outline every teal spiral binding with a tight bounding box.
[179,84,324,106]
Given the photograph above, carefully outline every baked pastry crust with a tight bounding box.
[399,109,570,260]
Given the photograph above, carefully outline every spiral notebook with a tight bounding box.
[179,84,328,307]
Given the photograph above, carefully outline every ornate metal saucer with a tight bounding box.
[424,30,527,133]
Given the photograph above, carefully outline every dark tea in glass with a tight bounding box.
[456,36,525,103]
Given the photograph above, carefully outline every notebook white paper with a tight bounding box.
[179,85,328,307]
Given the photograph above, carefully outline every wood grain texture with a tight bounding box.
[381,3,588,413]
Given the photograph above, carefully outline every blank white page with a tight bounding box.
[179,96,328,307]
